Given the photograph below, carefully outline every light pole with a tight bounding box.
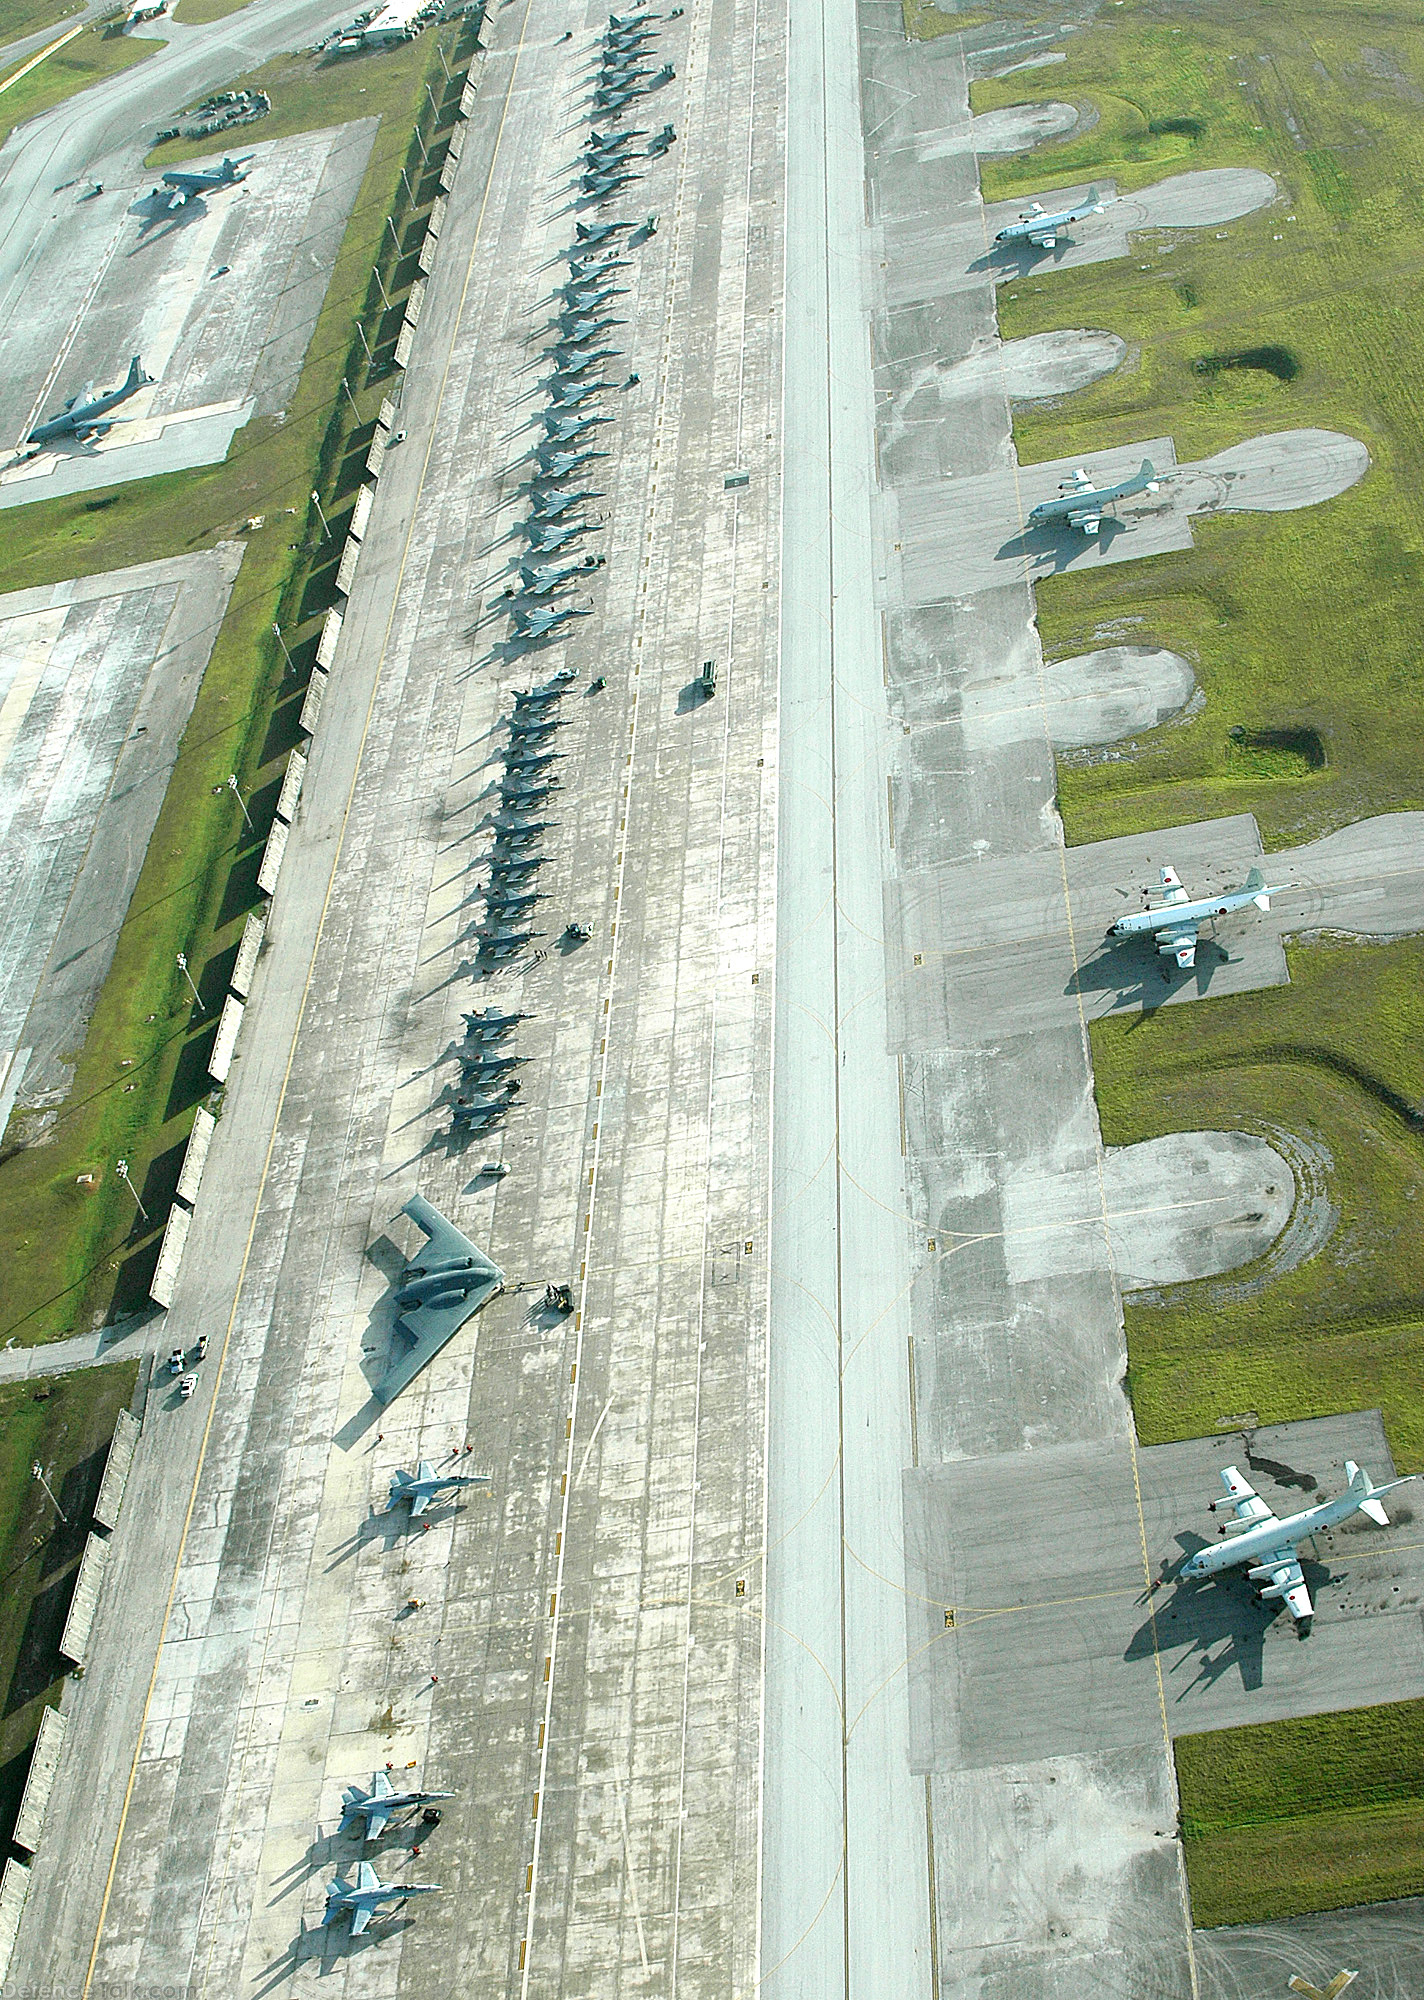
[176,952,204,1013]
[311,488,330,540]
[228,772,254,832]
[115,1157,148,1224]
[354,319,373,365]
[341,375,361,420]
[272,621,295,673]
[373,265,392,311]
[31,1463,67,1524]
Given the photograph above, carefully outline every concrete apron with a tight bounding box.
[861,9,1201,1997]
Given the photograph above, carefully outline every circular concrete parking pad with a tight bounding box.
[970,100,1079,154]
[1103,1130,1295,1293]
[1037,645,1195,748]
[938,329,1125,403]
[1188,428,1370,513]
[961,644,1194,749]
[1126,166,1277,229]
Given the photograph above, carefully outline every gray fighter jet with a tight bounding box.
[513,602,590,639]
[555,312,627,340]
[341,1771,455,1837]
[463,1007,531,1035]
[28,355,154,446]
[387,1459,491,1516]
[324,1862,440,1933]
[536,447,609,479]
[549,346,618,377]
[158,153,252,207]
[528,485,602,518]
[542,412,613,445]
[582,172,639,201]
[1027,458,1160,534]
[520,555,603,594]
[573,218,634,247]
[526,521,600,556]
[996,185,1102,250]
[1183,1459,1415,1623]
[549,377,617,408]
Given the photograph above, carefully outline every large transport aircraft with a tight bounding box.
[27,355,153,445]
[1027,456,1160,534]
[1183,1461,1415,1623]
[1107,863,1283,968]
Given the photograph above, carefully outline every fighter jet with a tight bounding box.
[387,1460,491,1516]
[542,410,613,443]
[1182,1460,1416,1624]
[520,555,603,595]
[996,185,1103,250]
[324,1861,441,1933]
[549,377,617,408]
[536,448,609,480]
[573,218,634,247]
[1027,458,1160,535]
[341,1772,456,1838]
[582,172,639,202]
[157,153,252,207]
[1107,864,1283,969]
[513,602,590,640]
[463,1007,531,1036]
[505,745,564,771]
[528,485,602,518]
[549,347,619,379]
[554,312,627,341]
[27,355,154,446]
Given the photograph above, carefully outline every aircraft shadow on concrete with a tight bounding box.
[128,188,207,244]
[1126,1535,1336,1697]
[998,512,1131,577]
[254,1909,415,1993]
[1068,934,1234,1011]
[969,237,1072,279]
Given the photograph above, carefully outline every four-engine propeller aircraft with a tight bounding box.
[1107,863,1283,968]
[158,153,252,207]
[1183,1460,1415,1623]
[27,355,154,446]
[323,1861,440,1933]
[386,1460,490,1515]
[996,185,1103,250]
[1027,457,1160,534]
[340,1771,455,1838]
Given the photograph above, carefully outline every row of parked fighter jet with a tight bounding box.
[439,11,678,1142]
[502,6,676,648]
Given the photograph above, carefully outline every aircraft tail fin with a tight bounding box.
[1346,1458,1416,1525]
[126,355,153,391]
[1243,865,1274,911]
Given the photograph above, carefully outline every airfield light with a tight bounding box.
[176,952,204,1013]
[227,772,254,831]
[30,1463,67,1523]
[115,1157,149,1224]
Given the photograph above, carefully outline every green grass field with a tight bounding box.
[972,0,1424,1928]
[0,1364,136,1846]
[170,0,250,22]
[0,25,472,1345]
[1177,1702,1424,1924]
[978,0,1424,854]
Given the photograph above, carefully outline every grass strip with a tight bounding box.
[0,1363,137,1847]
[1091,932,1424,1462]
[0,22,475,1344]
[1177,1701,1424,1925]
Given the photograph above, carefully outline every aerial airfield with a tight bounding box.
[0,0,1422,1993]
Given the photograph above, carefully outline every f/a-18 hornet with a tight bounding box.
[1028,457,1159,535]
[1108,863,1283,969]
[27,355,154,446]
[996,185,1103,250]
[386,1460,491,1515]
[157,152,252,207]
[324,1862,440,1933]
[341,1771,455,1837]
[1183,1460,1415,1623]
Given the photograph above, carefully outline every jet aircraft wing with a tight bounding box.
[1249,1551,1314,1622]
[1157,922,1198,968]
[350,1903,374,1935]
